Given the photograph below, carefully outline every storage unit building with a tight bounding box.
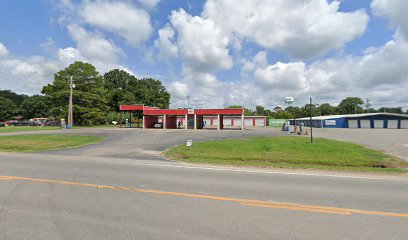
[293,113,408,129]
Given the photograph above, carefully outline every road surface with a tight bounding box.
[0,128,407,239]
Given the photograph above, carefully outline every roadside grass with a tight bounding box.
[74,125,120,128]
[165,136,408,173]
[0,126,60,133]
[0,134,104,152]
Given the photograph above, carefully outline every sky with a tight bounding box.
[0,0,407,110]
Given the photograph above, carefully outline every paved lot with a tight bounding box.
[2,127,286,161]
[314,128,408,161]
[0,127,407,239]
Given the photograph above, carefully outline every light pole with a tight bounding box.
[310,97,313,144]
[67,76,75,129]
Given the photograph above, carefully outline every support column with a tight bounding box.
[241,114,244,130]
[120,111,123,128]
[217,114,220,131]
[185,114,188,130]
[142,116,145,129]
[194,114,197,130]
[163,114,167,129]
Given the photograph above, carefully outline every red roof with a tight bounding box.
[119,105,144,111]
[119,105,244,115]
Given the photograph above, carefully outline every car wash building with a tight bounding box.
[293,113,408,129]
[119,105,247,130]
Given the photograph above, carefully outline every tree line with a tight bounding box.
[0,61,170,124]
[229,97,408,119]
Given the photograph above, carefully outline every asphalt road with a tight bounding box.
[0,128,407,239]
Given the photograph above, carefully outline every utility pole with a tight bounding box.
[365,97,371,113]
[187,96,190,108]
[67,76,74,129]
[310,97,313,144]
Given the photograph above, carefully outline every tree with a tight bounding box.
[273,106,283,112]
[285,106,303,118]
[0,96,19,121]
[20,95,51,119]
[301,104,320,117]
[337,97,364,114]
[103,69,135,111]
[0,90,28,106]
[274,111,294,119]
[227,105,254,116]
[255,105,266,116]
[42,61,108,125]
[133,78,170,109]
[319,103,337,116]
[104,70,171,110]
[377,107,403,114]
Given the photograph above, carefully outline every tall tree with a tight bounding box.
[0,96,19,121]
[255,105,266,115]
[103,69,136,111]
[319,103,338,116]
[337,97,364,114]
[20,95,51,119]
[0,90,28,106]
[42,61,108,125]
[285,106,303,118]
[274,111,294,119]
[133,78,170,109]
[301,104,320,117]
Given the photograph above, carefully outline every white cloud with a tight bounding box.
[169,81,188,99]
[0,42,9,57]
[80,0,153,47]
[203,0,369,59]
[0,56,59,94]
[236,36,408,109]
[169,9,233,73]
[154,24,178,60]
[371,0,408,40]
[67,24,123,64]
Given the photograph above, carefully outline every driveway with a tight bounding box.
[1,127,287,161]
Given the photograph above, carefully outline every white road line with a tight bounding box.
[103,160,408,181]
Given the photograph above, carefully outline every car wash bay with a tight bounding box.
[119,105,245,130]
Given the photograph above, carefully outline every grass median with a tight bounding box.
[165,136,408,173]
[0,134,104,152]
[0,126,60,133]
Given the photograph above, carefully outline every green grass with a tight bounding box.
[0,126,60,133]
[0,134,104,152]
[165,136,408,173]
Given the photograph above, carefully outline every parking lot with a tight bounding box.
[1,126,407,162]
[314,128,408,161]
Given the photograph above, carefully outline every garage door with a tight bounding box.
[245,119,254,126]
[360,120,371,128]
[256,118,265,127]
[387,120,399,129]
[223,118,232,126]
[401,120,408,129]
[374,120,384,128]
[348,120,358,128]
[234,119,242,127]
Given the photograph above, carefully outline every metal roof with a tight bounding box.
[296,112,408,120]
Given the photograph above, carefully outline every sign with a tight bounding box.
[186,140,192,147]
[325,120,336,126]
[188,109,194,114]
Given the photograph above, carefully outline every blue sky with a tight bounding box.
[0,0,407,110]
